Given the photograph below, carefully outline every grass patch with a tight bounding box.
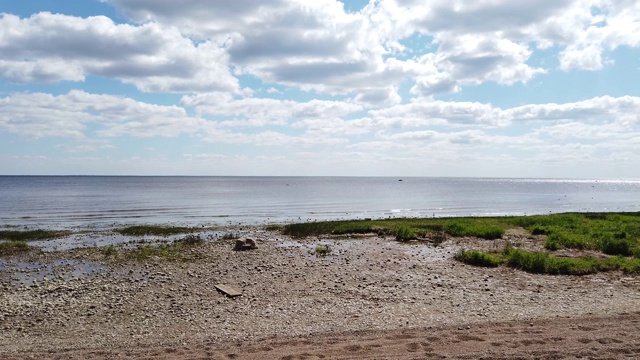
[0,241,31,255]
[281,212,640,255]
[395,226,416,242]
[510,212,640,255]
[283,220,379,238]
[313,244,332,256]
[282,217,505,240]
[115,225,201,237]
[444,221,504,240]
[265,224,284,231]
[455,246,640,275]
[102,234,204,261]
[0,230,71,241]
[454,250,503,267]
[101,244,117,257]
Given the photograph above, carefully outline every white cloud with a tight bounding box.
[507,96,640,124]
[3,1,640,98]
[0,12,238,92]
[2,1,640,177]
[369,99,507,126]
[181,93,363,127]
[0,90,205,138]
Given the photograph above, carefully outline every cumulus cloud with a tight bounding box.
[369,99,507,127]
[410,35,546,96]
[0,90,204,138]
[180,93,363,127]
[2,1,640,176]
[3,1,640,97]
[0,12,238,92]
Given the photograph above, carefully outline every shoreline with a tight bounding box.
[2,226,640,358]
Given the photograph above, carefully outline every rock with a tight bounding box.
[234,238,258,251]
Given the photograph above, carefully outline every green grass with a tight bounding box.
[115,225,202,237]
[0,230,71,241]
[265,224,284,231]
[314,244,332,256]
[281,212,640,276]
[281,212,640,252]
[395,226,416,241]
[455,246,640,275]
[444,221,504,239]
[509,212,640,256]
[454,250,502,267]
[282,217,505,240]
[101,234,204,261]
[0,241,31,255]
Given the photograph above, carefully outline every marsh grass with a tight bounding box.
[456,246,640,275]
[115,225,202,237]
[395,226,416,242]
[0,230,71,241]
[101,234,204,261]
[510,212,640,256]
[265,224,284,231]
[444,221,504,240]
[282,212,640,275]
[282,213,639,252]
[0,241,31,255]
[282,217,505,240]
[454,250,502,267]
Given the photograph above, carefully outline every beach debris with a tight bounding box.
[214,284,242,297]
[234,238,258,251]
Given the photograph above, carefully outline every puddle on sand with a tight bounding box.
[0,259,109,287]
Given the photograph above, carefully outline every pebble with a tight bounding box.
[1,229,639,355]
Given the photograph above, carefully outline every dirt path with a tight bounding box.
[5,313,640,359]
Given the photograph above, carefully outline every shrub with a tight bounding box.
[545,232,589,250]
[596,234,634,256]
[530,225,550,235]
[505,248,548,274]
[444,222,467,237]
[395,226,416,242]
[454,245,640,276]
[455,250,502,267]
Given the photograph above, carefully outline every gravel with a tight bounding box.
[1,228,640,355]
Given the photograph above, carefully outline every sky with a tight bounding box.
[1,0,639,178]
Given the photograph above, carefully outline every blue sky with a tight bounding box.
[1,0,639,177]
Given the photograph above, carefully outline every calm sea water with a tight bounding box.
[0,176,638,230]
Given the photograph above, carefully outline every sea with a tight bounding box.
[0,176,639,231]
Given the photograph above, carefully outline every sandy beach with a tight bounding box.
[2,228,640,359]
